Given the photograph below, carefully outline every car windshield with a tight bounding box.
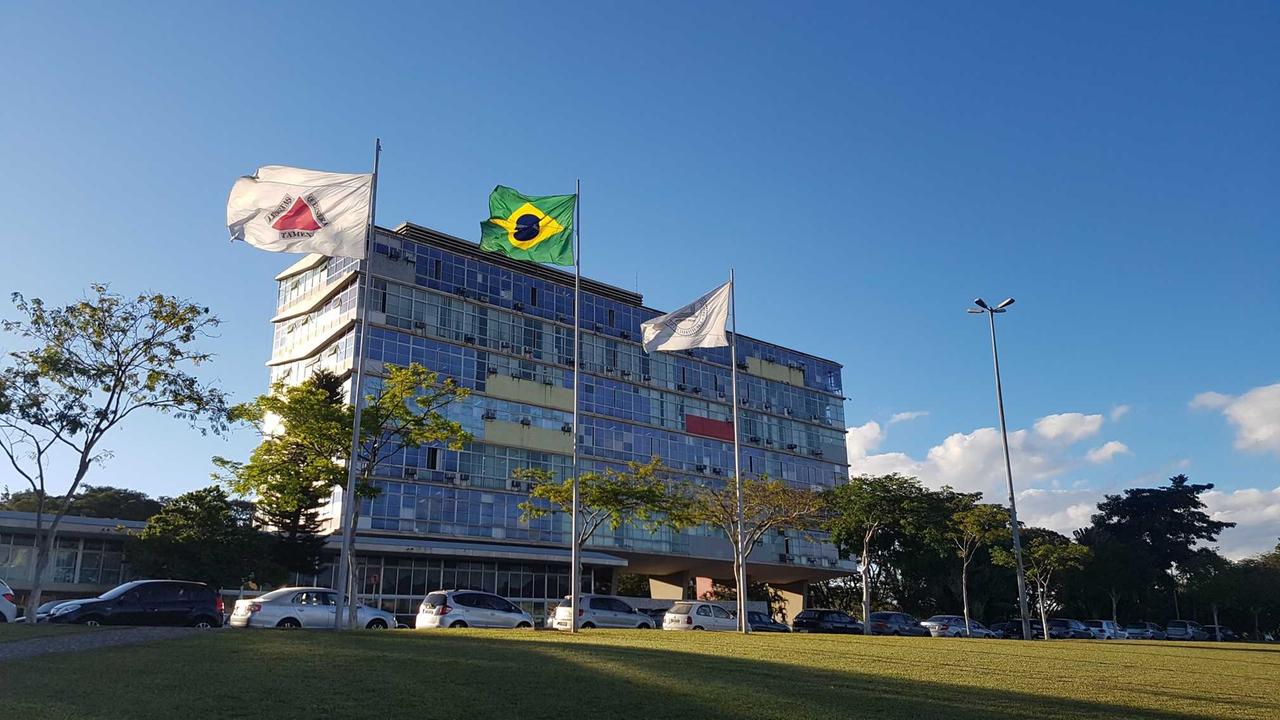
[423,593,449,608]
[670,603,693,614]
[98,581,145,600]
[257,587,304,602]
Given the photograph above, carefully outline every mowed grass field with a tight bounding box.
[1,629,1277,720]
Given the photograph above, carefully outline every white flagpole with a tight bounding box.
[333,138,381,630]
[729,268,748,633]
[569,178,582,633]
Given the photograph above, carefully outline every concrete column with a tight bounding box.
[605,567,619,595]
[774,580,807,624]
[648,571,691,600]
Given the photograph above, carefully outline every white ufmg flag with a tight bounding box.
[641,281,732,354]
[227,165,373,258]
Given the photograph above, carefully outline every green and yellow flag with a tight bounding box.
[480,186,576,266]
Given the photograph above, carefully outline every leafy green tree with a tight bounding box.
[1,485,164,521]
[948,502,1010,636]
[1087,474,1234,617]
[1073,525,1157,623]
[824,474,937,630]
[214,370,350,575]
[994,529,1090,639]
[678,474,826,631]
[0,285,226,622]
[127,486,283,589]
[520,456,684,621]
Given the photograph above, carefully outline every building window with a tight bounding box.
[529,286,538,307]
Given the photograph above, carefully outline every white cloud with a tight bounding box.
[1033,413,1104,443]
[889,410,929,425]
[1203,487,1280,559]
[844,421,884,461]
[1191,383,1280,457]
[1086,440,1130,464]
[1110,405,1131,422]
[1016,488,1103,535]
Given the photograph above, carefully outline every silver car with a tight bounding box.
[415,590,534,629]
[1,578,17,623]
[551,594,654,630]
[1084,619,1128,639]
[228,587,395,629]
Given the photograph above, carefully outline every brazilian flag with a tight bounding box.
[480,186,576,266]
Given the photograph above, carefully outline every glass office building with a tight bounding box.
[269,223,852,624]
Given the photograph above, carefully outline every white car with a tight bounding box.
[1,578,17,623]
[662,601,737,631]
[1084,619,1128,639]
[551,594,653,630]
[921,615,997,638]
[228,587,395,629]
[415,590,534,629]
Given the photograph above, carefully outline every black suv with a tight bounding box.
[867,611,930,636]
[792,608,863,634]
[47,580,223,628]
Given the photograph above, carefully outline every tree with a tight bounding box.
[1087,474,1234,618]
[339,363,471,625]
[678,475,826,632]
[1,484,164,521]
[824,474,937,631]
[215,370,350,575]
[1073,525,1157,624]
[994,529,1090,639]
[519,456,684,623]
[0,285,226,622]
[948,502,1010,637]
[127,486,283,589]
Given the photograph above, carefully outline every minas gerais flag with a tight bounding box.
[480,186,576,266]
[227,165,373,259]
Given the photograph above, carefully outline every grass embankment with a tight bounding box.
[2,630,1276,719]
[0,623,90,643]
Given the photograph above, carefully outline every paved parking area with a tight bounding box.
[0,627,196,663]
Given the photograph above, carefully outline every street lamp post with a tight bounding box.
[968,297,1033,641]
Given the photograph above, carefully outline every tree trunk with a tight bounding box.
[732,554,744,632]
[861,544,872,634]
[345,504,361,628]
[960,559,971,638]
[1109,589,1119,625]
[1038,585,1050,640]
[25,531,56,625]
[1212,603,1220,641]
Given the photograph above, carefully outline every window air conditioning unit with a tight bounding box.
[711,468,723,476]
[642,374,652,382]
[737,361,749,371]
[464,335,476,344]
[413,321,426,330]
[695,464,707,472]
[786,443,798,450]
[500,341,510,349]
[619,331,629,340]
[691,387,702,394]
[740,398,750,406]
[403,253,415,263]
[605,366,616,374]
[620,370,631,377]
[482,410,497,421]
[765,438,774,446]
[561,423,572,433]
[513,302,524,312]
[542,378,554,386]
[510,371,522,379]
[784,408,794,416]
[487,367,498,375]
[405,468,417,478]
[388,248,401,260]
[717,391,726,400]
[749,436,761,443]
[763,403,772,411]
[677,384,687,391]
[520,418,532,426]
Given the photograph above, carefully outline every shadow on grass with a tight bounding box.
[0,630,1273,720]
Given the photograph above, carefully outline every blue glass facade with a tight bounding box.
[270,223,851,618]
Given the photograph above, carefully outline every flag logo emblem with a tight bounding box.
[263,193,331,240]
[492,202,565,250]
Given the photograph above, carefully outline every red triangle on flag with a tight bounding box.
[271,197,322,232]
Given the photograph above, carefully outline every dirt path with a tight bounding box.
[0,627,197,663]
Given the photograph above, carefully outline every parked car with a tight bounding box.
[552,594,653,630]
[1165,620,1209,641]
[640,607,670,626]
[662,601,737,631]
[792,608,863,634]
[229,587,394,629]
[988,621,1026,639]
[47,579,222,628]
[1124,621,1166,640]
[1203,625,1238,642]
[1084,620,1128,640]
[867,611,930,636]
[745,610,791,633]
[920,615,996,638]
[0,578,17,623]
[1048,618,1093,639]
[415,590,534,629]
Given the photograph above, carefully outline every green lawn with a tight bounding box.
[1,630,1277,719]
[0,623,90,643]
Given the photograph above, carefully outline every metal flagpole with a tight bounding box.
[729,269,748,633]
[333,138,381,630]
[569,178,582,633]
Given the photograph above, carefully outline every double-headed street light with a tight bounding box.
[968,297,1033,641]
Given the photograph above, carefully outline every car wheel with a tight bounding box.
[449,621,468,628]
[636,623,652,629]
[692,626,704,631]
[516,621,532,629]
[366,619,388,630]
[79,616,104,627]
[191,617,218,629]
[581,622,596,629]
[276,618,302,629]
[891,630,902,636]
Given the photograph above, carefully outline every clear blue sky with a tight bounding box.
[1,1,1276,554]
